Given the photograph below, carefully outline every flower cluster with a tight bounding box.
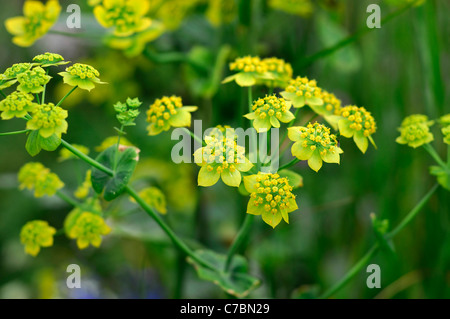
[20,220,56,257]
[338,106,377,153]
[93,0,152,36]
[27,103,68,138]
[59,63,105,91]
[288,122,343,172]
[222,56,272,87]
[18,162,64,198]
[259,57,293,88]
[244,173,298,228]
[0,63,33,89]
[33,52,69,67]
[5,0,61,47]
[16,66,52,94]
[311,90,342,129]
[0,91,37,120]
[395,114,434,148]
[280,76,323,108]
[114,97,142,126]
[65,210,111,249]
[146,96,197,136]
[244,95,295,132]
[194,130,253,187]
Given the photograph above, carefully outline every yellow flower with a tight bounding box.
[280,76,323,108]
[269,0,313,17]
[0,91,37,120]
[74,170,92,199]
[105,21,165,57]
[65,210,111,249]
[243,172,298,228]
[0,63,33,89]
[94,0,152,36]
[259,57,293,88]
[130,187,167,214]
[310,90,342,130]
[18,162,64,197]
[16,66,52,94]
[244,95,295,132]
[288,122,343,172]
[33,52,69,67]
[396,122,434,148]
[439,114,450,127]
[20,220,56,256]
[146,96,197,136]
[442,126,450,145]
[95,136,134,152]
[222,56,273,87]
[26,103,68,138]
[59,63,105,91]
[338,105,377,153]
[194,129,253,187]
[206,0,237,26]
[5,0,61,47]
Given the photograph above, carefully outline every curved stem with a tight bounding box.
[42,68,49,104]
[0,129,30,136]
[423,143,449,172]
[278,158,300,171]
[56,190,81,209]
[225,214,254,271]
[182,127,205,146]
[319,183,439,299]
[56,86,78,107]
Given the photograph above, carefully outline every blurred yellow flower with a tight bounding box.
[18,162,64,198]
[269,0,313,17]
[74,170,92,199]
[130,187,167,214]
[65,210,111,249]
[20,220,56,256]
[5,0,61,47]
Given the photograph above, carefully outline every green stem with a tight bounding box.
[35,94,40,105]
[302,1,418,67]
[182,127,205,146]
[42,69,49,104]
[278,158,300,171]
[423,143,449,172]
[225,214,254,271]
[0,129,30,136]
[56,190,81,209]
[126,186,215,270]
[248,87,253,113]
[319,183,438,299]
[56,86,78,107]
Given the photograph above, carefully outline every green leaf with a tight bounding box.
[278,169,303,189]
[25,130,42,156]
[187,250,260,298]
[91,146,138,201]
[40,134,61,151]
[429,165,450,191]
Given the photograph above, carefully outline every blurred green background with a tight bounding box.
[0,0,449,299]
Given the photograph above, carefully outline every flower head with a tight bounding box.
[399,114,434,127]
[18,162,64,197]
[194,130,253,187]
[0,63,33,90]
[310,90,342,130]
[16,66,52,94]
[280,76,323,108]
[59,63,105,91]
[0,91,37,120]
[94,0,152,36]
[5,0,61,47]
[244,172,298,228]
[259,57,293,88]
[65,210,111,249]
[26,103,68,138]
[20,220,56,256]
[33,52,69,67]
[146,96,197,136]
[396,122,434,148]
[338,106,377,153]
[222,56,273,87]
[244,95,295,132]
[288,122,343,172]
